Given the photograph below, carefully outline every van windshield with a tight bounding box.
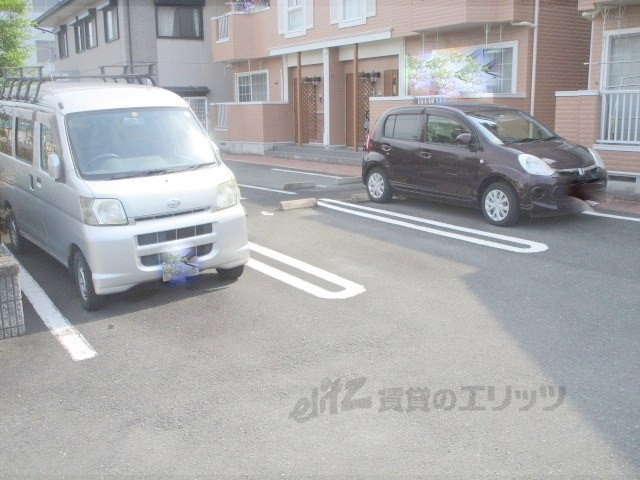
[66,108,221,180]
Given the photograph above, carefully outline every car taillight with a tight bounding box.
[365,130,373,152]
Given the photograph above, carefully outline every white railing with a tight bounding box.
[416,95,447,105]
[600,89,640,145]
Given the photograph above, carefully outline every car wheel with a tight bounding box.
[74,251,105,311]
[7,211,27,254]
[217,265,244,281]
[366,167,392,203]
[481,181,520,226]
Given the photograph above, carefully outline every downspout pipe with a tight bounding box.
[510,2,538,116]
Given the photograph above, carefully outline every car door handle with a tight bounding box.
[381,144,391,152]
[29,174,35,190]
[420,151,432,159]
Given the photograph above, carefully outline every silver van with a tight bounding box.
[0,69,249,310]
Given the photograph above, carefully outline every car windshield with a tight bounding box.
[466,109,557,144]
[66,107,221,180]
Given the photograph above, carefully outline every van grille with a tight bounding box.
[137,223,213,246]
[140,244,214,267]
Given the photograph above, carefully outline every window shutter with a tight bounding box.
[305,0,313,29]
[330,0,338,24]
[366,0,375,17]
[277,0,285,34]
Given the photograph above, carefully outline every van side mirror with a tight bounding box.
[47,153,63,181]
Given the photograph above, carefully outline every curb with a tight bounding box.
[284,181,315,191]
[336,176,362,185]
[280,198,318,210]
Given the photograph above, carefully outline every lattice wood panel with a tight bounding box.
[302,84,317,143]
[358,79,375,145]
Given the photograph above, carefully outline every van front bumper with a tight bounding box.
[80,203,249,295]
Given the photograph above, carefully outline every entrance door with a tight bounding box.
[346,73,373,147]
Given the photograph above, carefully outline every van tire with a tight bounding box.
[481,181,520,226]
[74,251,105,311]
[216,265,244,281]
[7,212,27,254]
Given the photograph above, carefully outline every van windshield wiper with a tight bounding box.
[111,169,166,179]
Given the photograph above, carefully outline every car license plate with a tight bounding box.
[161,252,199,282]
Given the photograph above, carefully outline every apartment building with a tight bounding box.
[211,0,591,156]
[556,0,640,175]
[35,0,234,130]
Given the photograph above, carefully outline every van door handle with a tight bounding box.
[381,144,391,153]
[420,151,432,159]
[29,174,35,190]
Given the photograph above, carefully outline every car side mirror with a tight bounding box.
[456,132,472,145]
[47,153,63,181]
[456,133,480,152]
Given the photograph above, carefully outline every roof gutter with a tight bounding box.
[582,5,604,20]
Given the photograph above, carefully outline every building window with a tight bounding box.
[288,0,303,31]
[57,26,68,59]
[481,46,514,94]
[606,32,640,89]
[103,5,119,42]
[330,0,375,28]
[237,71,268,102]
[156,6,203,39]
[15,117,34,164]
[277,0,312,38]
[74,13,98,53]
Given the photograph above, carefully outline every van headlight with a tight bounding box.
[518,154,555,176]
[588,148,605,169]
[80,197,128,225]
[216,179,240,209]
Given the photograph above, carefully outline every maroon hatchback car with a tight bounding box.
[362,104,608,226]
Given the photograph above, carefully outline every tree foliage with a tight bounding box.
[0,0,35,72]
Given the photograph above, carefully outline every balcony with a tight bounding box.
[601,90,640,145]
[214,2,274,63]
[408,0,528,34]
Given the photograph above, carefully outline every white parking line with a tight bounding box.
[238,184,298,195]
[270,168,342,179]
[17,262,97,361]
[318,199,549,254]
[247,242,365,299]
[583,211,640,222]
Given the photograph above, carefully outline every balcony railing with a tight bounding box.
[601,89,640,145]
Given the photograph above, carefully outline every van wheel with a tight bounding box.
[366,167,393,203]
[482,181,520,226]
[74,251,105,311]
[216,265,244,281]
[7,212,27,254]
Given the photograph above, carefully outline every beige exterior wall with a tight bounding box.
[212,102,294,143]
[211,0,594,153]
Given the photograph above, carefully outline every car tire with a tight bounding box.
[481,181,520,226]
[366,167,393,203]
[73,251,105,311]
[217,265,244,281]
[7,211,28,254]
